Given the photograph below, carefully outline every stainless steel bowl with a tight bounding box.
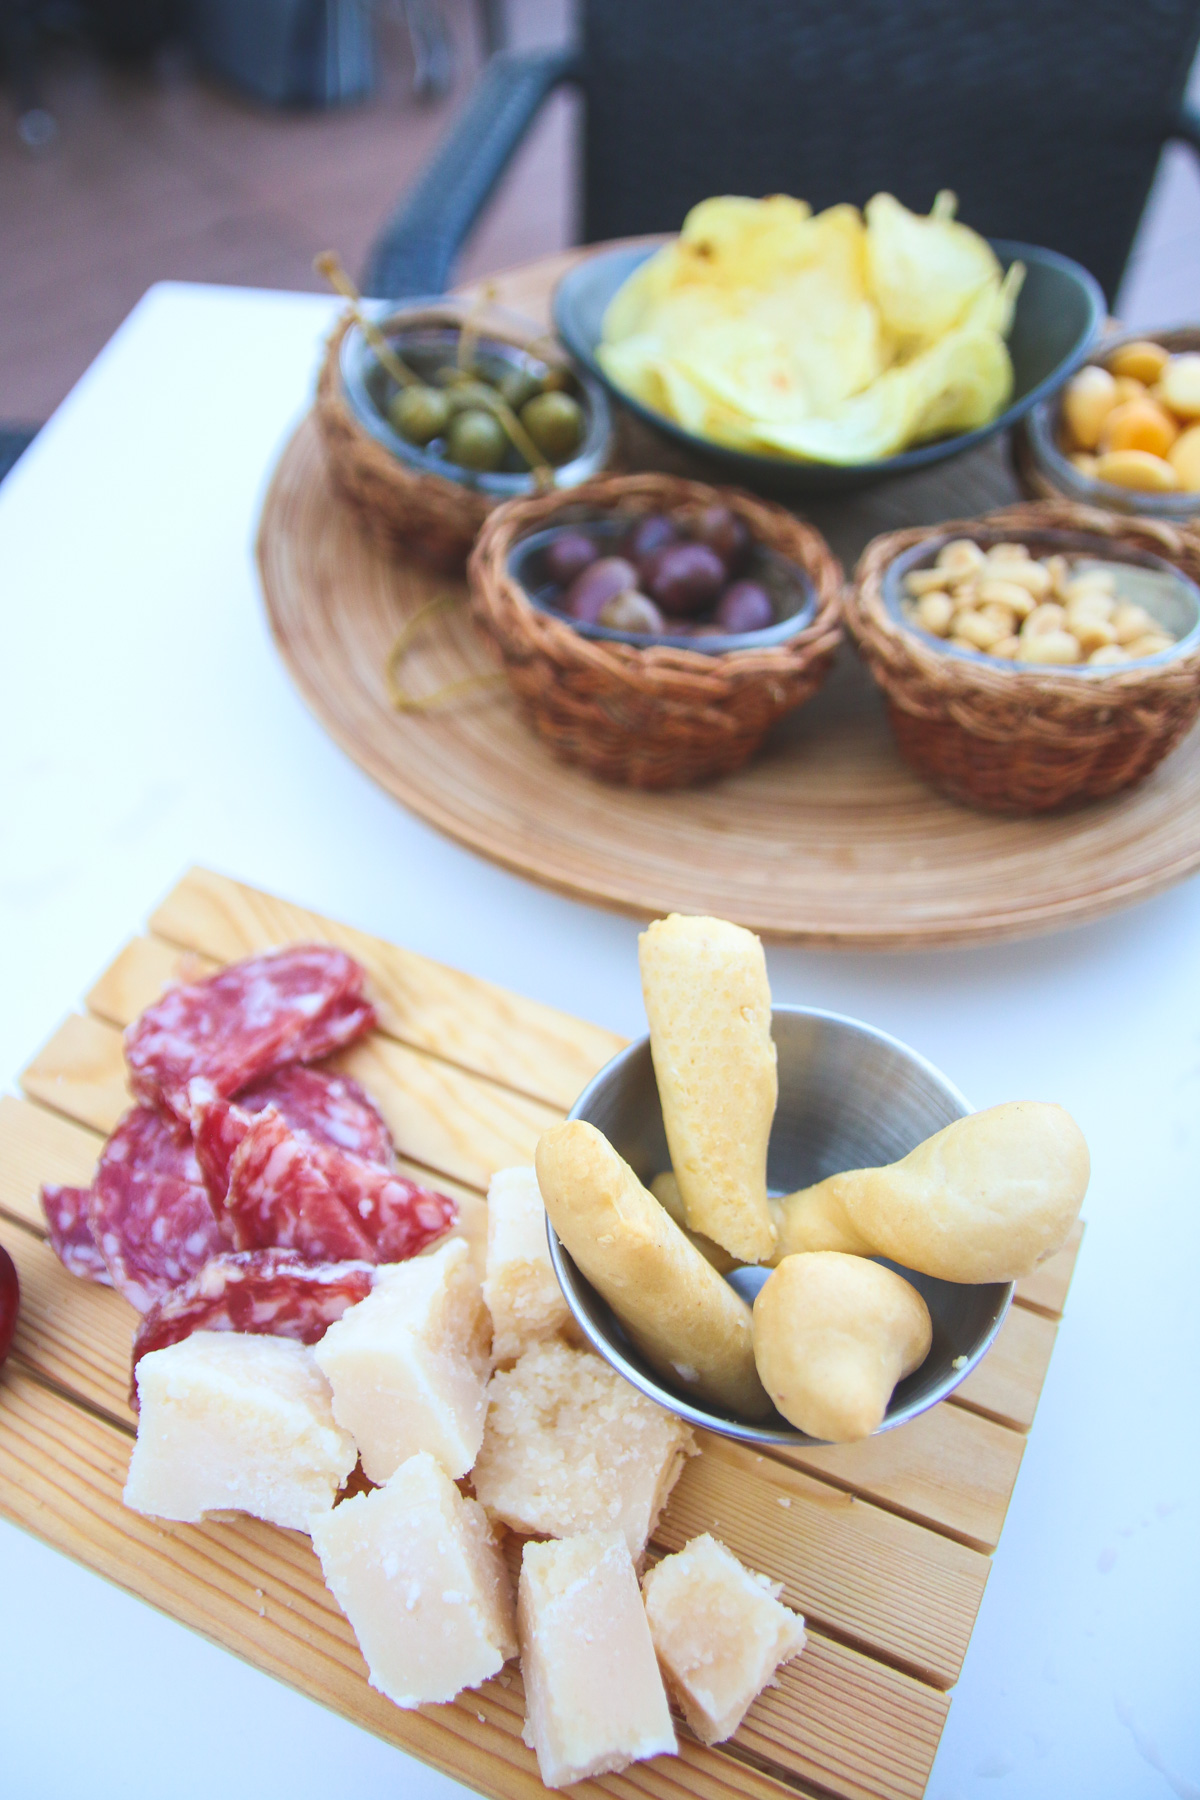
[549,1005,1013,1448]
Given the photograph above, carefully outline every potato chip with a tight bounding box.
[597,190,1022,465]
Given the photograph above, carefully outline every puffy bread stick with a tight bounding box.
[535,1122,772,1421]
[650,1173,739,1275]
[773,1103,1088,1283]
[639,915,777,1263]
[753,1253,932,1442]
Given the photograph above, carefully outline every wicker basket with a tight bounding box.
[847,500,1200,813]
[1014,326,1200,519]
[468,473,843,789]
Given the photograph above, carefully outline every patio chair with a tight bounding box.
[362,0,1200,306]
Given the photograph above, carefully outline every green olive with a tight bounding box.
[539,365,573,393]
[443,379,502,414]
[445,408,508,472]
[388,384,452,446]
[520,391,585,463]
[498,367,541,411]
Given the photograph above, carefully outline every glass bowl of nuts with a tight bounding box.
[1020,329,1200,518]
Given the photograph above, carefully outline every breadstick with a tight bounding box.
[638,915,777,1263]
[650,1173,739,1274]
[773,1102,1089,1283]
[536,1122,772,1420]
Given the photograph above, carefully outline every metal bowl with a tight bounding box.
[884,525,1200,674]
[339,297,614,498]
[1023,325,1200,519]
[553,238,1104,498]
[549,1005,1012,1448]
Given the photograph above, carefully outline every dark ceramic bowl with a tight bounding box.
[554,238,1104,497]
[548,1006,1012,1448]
[507,515,818,654]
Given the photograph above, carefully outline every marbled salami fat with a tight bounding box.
[130,1249,379,1400]
[194,1065,395,1211]
[88,1106,231,1312]
[41,1183,111,1285]
[124,945,377,1122]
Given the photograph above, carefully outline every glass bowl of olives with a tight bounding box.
[339,298,613,496]
[507,502,819,653]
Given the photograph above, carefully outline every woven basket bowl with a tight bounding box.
[468,472,843,789]
[846,499,1200,814]
[1014,326,1200,519]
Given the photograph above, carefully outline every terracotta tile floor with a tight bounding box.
[0,0,575,422]
[0,6,1197,428]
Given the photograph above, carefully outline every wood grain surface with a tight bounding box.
[0,869,1085,1800]
[253,251,1200,950]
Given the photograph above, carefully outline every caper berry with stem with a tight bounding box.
[388,384,452,446]
[521,391,585,463]
[446,409,508,472]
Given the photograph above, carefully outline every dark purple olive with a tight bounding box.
[691,505,750,573]
[544,530,599,587]
[644,542,727,617]
[564,555,639,623]
[598,590,665,633]
[715,580,775,634]
[0,1243,18,1366]
[624,513,678,566]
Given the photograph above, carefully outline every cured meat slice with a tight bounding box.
[194,1066,395,1211]
[41,1184,111,1285]
[89,1106,231,1312]
[130,1249,379,1400]
[224,1109,377,1264]
[124,945,377,1122]
[224,1110,456,1266]
[312,1139,457,1263]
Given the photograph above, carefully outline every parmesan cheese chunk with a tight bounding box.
[311,1451,516,1708]
[124,1331,355,1529]
[641,1534,807,1744]
[482,1165,570,1365]
[471,1338,694,1558]
[314,1237,489,1482]
[518,1532,676,1788]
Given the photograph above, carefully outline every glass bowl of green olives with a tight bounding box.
[339,298,613,495]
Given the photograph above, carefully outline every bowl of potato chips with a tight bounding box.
[554,192,1104,495]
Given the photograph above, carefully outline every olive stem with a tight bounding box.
[314,251,420,390]
[386,594,507,713]
[438,368,556,488]
[456,280,496,375]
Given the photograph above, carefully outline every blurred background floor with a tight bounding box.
[0,0,1197,426]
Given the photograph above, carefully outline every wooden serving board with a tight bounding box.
[0,868,1083,1800]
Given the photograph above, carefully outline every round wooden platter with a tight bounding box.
[257,417,1200,948]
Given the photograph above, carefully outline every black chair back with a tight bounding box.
[580,0,1200,300]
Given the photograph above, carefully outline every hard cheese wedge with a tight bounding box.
[518,1532,676,1788]
[310,1451,517,1707]
[124,1331,356,1529]
[482,1165,571,1366]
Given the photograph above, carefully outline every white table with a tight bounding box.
[1,283,1197,1800]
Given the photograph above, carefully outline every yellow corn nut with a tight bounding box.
[1106,340,1170,385]
[1157,353,1200,419]
[1098,398,1178,459]
[1093,449,1180,491]
[1167,423,1200,491]
[1063,365,1119,449]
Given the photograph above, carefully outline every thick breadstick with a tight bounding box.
[639,915,777,1264]
[536,1122,772,1420]
[650,1173,738,1275]
[773,1102,1089,1283]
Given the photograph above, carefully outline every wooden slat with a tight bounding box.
[1013,1220,1084,1318]
[0,1093,102,1231]
[778,1402,1024,1554]
[661,1436,987,1690]
[950,1305,1058,1433]
[0,1366,949,1800]
[0,1202,984,1696]
[86,936,218,1027]
[149,868,624,1110]
[21,1011,557,1196]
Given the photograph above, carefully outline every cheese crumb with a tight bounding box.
[310,1451,516,1707]
[471,1339,694,1558]
[482,1166,571,1366]
[518,1532,676,1787]
[315,1238,490,1483]
[641,1534,806,1744]
[124,1332,355,1530]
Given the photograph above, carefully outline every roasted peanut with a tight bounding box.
[1016,630,1082,665]
[1087,644,1131,666]
[978,576,1038,613]
[905,566,958,597]
[1112,602,1157,644]
[915,591,955,635]
[936,539,987,578]
[1022,602,1067,637]
[1123,632,1174,658]
[951,608,1011,651]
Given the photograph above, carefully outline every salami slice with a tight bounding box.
[193,1066,395,1211]
[124,945,377,1122]
[224,1110,456,1266]
[89,1106,231,1312]
[130,1249,379,1401]
[41,1184,111,1285]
